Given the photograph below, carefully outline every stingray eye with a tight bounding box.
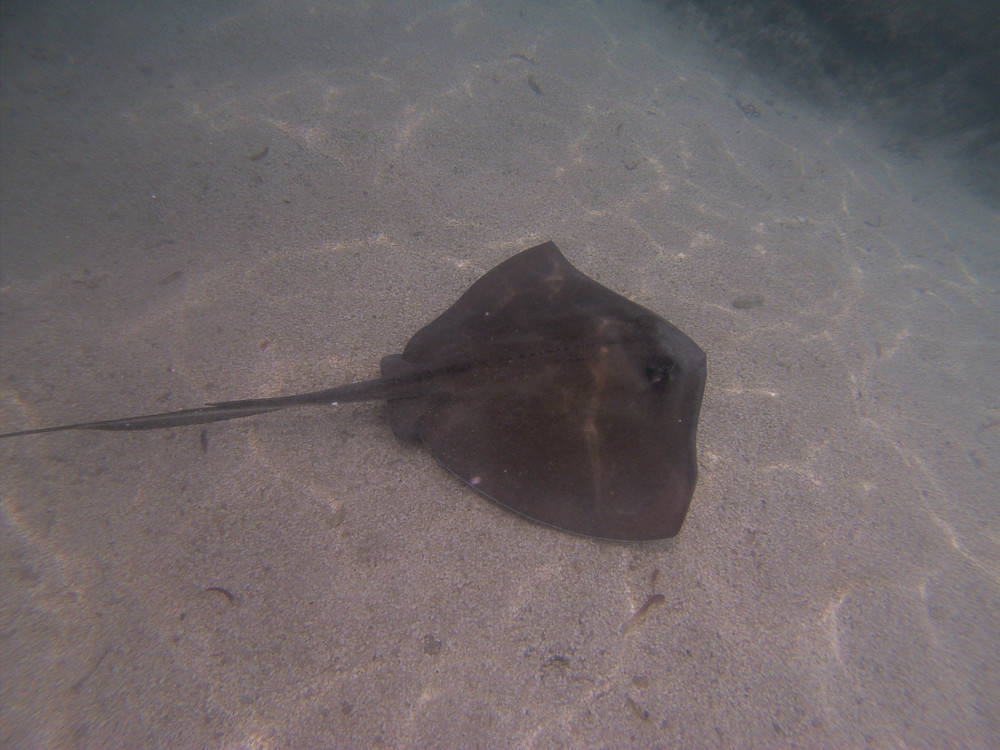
[645,357,675,387]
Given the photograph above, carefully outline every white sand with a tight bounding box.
[2,1,997,747]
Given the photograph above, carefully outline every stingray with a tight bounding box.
[0,242,706,540]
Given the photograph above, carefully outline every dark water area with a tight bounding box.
[672,0,1000,202]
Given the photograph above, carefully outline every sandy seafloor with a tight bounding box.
[1,1,998,747]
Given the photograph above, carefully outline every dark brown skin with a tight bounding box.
[1,243,706,541]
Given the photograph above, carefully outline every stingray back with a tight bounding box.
[382,242,706,541]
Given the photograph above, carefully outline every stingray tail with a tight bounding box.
[0,374,423,439]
